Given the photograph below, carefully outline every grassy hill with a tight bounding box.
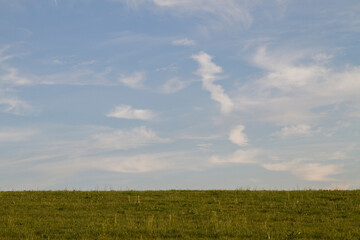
[0,190,359,239]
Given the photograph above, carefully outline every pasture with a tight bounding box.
[0,190,359,239]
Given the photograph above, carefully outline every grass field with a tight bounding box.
[0,190,359,239]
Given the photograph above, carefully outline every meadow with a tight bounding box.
[0,190,359,239]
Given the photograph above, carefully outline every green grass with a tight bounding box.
[0,190,359,239]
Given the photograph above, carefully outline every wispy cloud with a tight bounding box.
[39,67,112,85]
[211,149,260,164]
[0,47,32,86]
[1,46,118,87]
[274,124,313,137]
[162,78,188,94]
[92,126,169,150]
[234,46,360,125]
[192,51,234,114]
[118,72,146,89]
[262,161,342,182]
[1,66,32,85]
[91,153,171,173]
[0,45,15,62]
[197,143,213,152]
[0,46,34,115]
[132,0,254,28]
[114,0,289,33]
[106,105,156,120]
[156,64,178,72]
[178,134,221,141]
[103,31,170,46]
[172,38,195,46]
[0,97,32,115]
[0,129,37,142]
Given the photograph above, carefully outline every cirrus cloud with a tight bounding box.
[0,129,38,142]
[262,161,342,182]
[106,104,156,120]
[92,126,169,150]
[274,124,313,137]
[172,38,196,46]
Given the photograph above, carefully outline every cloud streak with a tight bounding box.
[107,105,156,120]
[172,38,195,46]
[0,97,32,115]
[192,51,234,114]
[0,129,37,142]
[92,126,169,150]
[275,124,313,137]
[262,161,342,182]
[126,0,255,28]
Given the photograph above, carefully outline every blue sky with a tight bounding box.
[1,0,360,190]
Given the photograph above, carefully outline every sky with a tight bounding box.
[0,0,360,190]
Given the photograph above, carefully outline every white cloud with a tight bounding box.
[229,125,248,146]
[0,47,34,115]
[118,71,146,89]
[192,51,234,114]
[197,143,213,152]
[162,78,188,94]
[0,122,354,188]
[106,104,155,120]
[1,66,32,85]
[294,163,341,182]
[94,153,170,173]
[262,161,342,181]
[262,162,289,171]
[77,60,96,66]
[0,97,32,115]
[178,134,221,140]
[92,126,169,150]
[275,124,313,137]
[172,38,195,46]
[252,47,328,91]
[211,149,259,164]
[0,47,32,86]
[53,59,63,64]
[0,129,37,142]
[80,150,205,174]
[234,46,360,125]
